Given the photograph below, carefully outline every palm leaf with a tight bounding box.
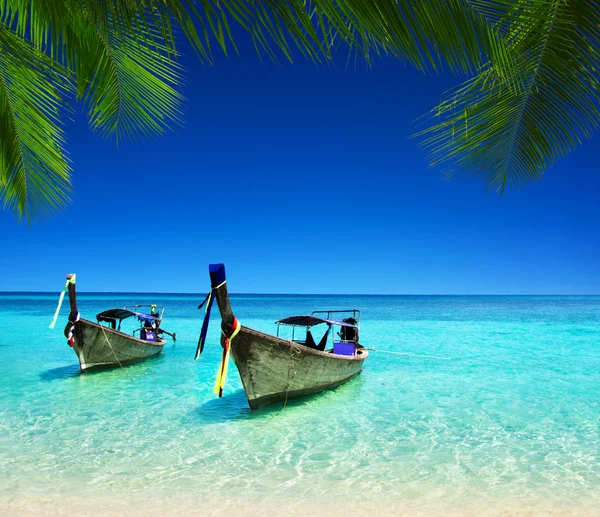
[0,0,514,141]
[75,15,185,141]
[2,1,510,69]
[0,24,71,221]
[2,3,185,141]
[0,3,184,220]
[195,0,511,74]
[418,0,600,192]
[0,0,539,220]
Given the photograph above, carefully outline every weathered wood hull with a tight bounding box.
[72,318,165,372]
[231,326,368,409]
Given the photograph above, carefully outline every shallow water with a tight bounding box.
[1,294,599,515]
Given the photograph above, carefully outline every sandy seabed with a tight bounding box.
[1,494,598,517]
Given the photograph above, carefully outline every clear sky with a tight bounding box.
[1,34,599,294]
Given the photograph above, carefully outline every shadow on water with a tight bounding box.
[194,389,253,422]
[39,354,166,382]
[39,363,81,381]
[193,375,366,424]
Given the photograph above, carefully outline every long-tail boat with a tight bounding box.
[51,274,176,372]
[195,264,368,409]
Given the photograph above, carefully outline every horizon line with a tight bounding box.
[0,291,599,297]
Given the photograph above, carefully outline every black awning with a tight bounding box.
[276,315,329,327]
[276,315,358,327]
[96,308,137,323]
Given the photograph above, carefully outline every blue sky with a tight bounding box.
[1,38,599,294]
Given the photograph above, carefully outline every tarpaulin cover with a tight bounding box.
[96,308,137,322]
[276,315,356,327]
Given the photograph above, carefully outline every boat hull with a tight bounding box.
[72,319,165,372]
[231,326,368,409]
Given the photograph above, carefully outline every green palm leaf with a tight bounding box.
[419,0,600,192]
[2,2,185,141]
[2,0,585,220]
[0,2,185,220]
[75,16,184,141]
[200,0,510,73]
[0,25,71,221]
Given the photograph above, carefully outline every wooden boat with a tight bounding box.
[57,274,176,372]
[196,264,368,409]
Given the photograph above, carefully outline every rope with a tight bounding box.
[281,342,302,411]
[213,317,241,397]
[368,348,451,361]
[65,312,80,347]
[99,325,132,380]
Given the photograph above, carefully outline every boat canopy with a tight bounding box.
[96,308,159,324]
[276,315,357,328]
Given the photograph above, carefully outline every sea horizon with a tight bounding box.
[2,291,599,297]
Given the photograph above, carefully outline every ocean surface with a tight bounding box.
[1,293,599,516]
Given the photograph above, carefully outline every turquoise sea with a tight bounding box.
[1,293,599,516]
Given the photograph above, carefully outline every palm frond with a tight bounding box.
[189,0,511,74]
[418,0,600,192]
[4,0,593,223]
[0,25,71,221]
[75,15,185,141]
[0,0,514,158]
[1,1,510,69]
[1,2,185,141]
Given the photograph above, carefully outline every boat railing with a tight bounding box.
[123,304,165,312]
[123,305,165,320]
[312,309,360,334]
[311,309,360,330]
